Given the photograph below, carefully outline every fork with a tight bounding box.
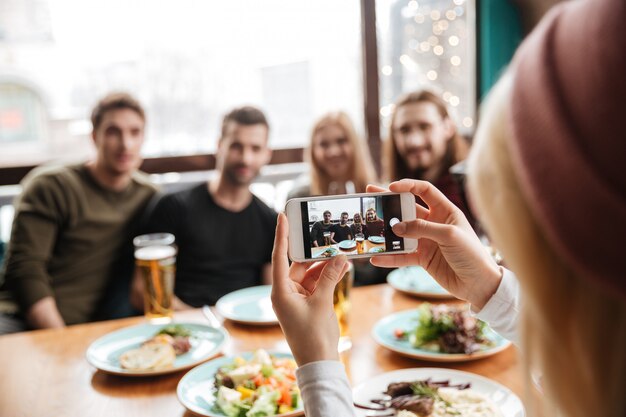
[202,305,223,328]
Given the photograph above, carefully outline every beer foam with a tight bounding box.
[135,245,176,260]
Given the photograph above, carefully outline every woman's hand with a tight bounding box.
[271,213,349,365]
[368,179,502,309]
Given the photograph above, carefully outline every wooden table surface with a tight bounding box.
[0,284,522,417]
[311,240,385,257]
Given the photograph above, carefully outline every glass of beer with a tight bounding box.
[133,233,177,323]
[355,233,365,254]
[323,231,332,246]
[334,261,354,352]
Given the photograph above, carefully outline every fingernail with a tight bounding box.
[393,222,406,234]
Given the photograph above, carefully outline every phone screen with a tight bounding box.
[300,194,405,259]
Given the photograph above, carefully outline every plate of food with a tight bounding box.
[216,285,278,325]
[372,304,511,362]
[338,240,357,250]
[369,246,385,254]
[353,367,525,417]
[177,349,303,417]
[312,246,339,258]
[368,235,385,244]
[86,323,228,376]
[387,266,454,299]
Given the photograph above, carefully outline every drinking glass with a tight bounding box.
[355,233,365,254]
[334,262,354,352]
[133,233,176,323]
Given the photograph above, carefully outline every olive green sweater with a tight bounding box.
[3,164,156,325]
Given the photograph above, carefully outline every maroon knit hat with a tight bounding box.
[508,0,626,299]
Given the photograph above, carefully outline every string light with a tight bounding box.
[450,56,461,66]
[420,41,430,52]
[463,117,473,128]
[382,65,393,75]
[450,96,460,106]
[445,10,456,20]
[433,45,444,56]
[448,35,459,46]
[430,10,440,20]
[414,14,425,23]
[427,70,438,81]
[428,36,439,46]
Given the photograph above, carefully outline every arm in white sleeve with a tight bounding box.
[473,267,520,344]
[296,360,356,417]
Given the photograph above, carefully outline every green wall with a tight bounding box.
[479,0,523,98]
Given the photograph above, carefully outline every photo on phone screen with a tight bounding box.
[299,194,405,259]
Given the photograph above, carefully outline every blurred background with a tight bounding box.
[0,0,558,245]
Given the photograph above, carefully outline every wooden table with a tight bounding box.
[0,284,521,417]
[311,239,385,258]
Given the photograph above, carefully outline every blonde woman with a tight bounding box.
[270,1,626,417]
[288,111,376,198]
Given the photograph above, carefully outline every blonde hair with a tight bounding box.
[306,111,376,195]
[467,72,626,417]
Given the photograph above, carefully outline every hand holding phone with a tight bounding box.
[284,192,417,262]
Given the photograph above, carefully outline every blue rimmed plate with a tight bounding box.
[368,236,385,244]
[86,322,228,376]
[372,309,511,362]
[177,351,303,417]
[338,239,356,250]
[353,368,525,417]
[387,266,454,299]
[215,285,278,325]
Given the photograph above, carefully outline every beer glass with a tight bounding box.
[334,261,354,352]
[355,233,365,254]
[323,231,332,246]
[133,233,176,323]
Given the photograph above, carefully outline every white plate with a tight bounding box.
[387,266,454,299]
[86,322,228,376]
[215,285,278,325]
[353,368,525,417]
[177,352,303,417]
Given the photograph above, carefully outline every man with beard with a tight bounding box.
[384,91,475,228]
[135,106,276,308]
[330,212,352,244]
[365,208,385,237]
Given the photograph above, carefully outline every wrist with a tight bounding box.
[470,264,503,310]
[291,340,339,366]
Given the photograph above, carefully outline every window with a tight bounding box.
[376,0,476,135]
[0,0,362,166]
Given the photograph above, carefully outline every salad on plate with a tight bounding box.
[214,349,301,417]
[394,304,494,354]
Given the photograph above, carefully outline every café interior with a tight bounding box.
[1,1,624,417]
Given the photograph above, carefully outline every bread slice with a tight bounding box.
[120,341,176,371]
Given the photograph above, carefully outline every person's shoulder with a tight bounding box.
[20,163,84,195]
[251,195,278,223]
[130,170,158,193]
[153,183,204,209]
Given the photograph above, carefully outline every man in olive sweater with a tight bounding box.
[0,93,156,332]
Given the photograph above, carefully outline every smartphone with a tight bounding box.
[285,192,417,262]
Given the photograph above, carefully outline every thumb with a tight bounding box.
[312,255,348,301]
[393,218,457,246]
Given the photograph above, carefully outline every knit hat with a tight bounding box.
[508,0,626,299]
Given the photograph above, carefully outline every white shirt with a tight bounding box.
[294,268,521,417]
